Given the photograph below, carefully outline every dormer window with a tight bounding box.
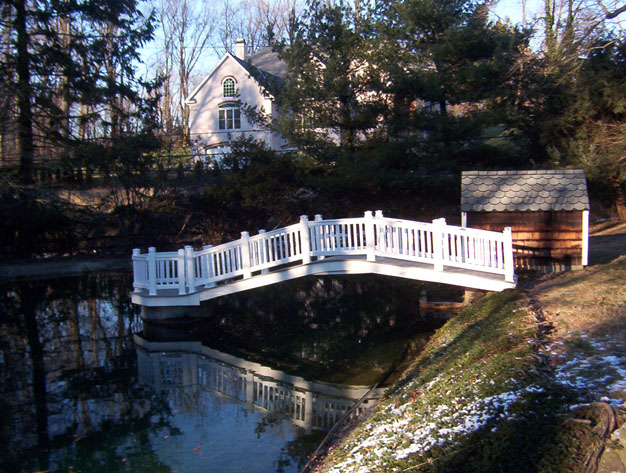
[223,78,236,97]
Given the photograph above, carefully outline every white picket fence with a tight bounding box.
[132,210,515,296]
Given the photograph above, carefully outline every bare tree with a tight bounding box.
[215,0,302,56]
[160,0,218,146]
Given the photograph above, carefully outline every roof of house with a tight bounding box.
[240,46,287,78]
[231,46,286,94]
[185,47,287,104]
[461,169,590,212]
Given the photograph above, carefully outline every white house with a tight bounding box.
[185,39,290,164]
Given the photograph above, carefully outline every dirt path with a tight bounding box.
[589,220,626,265]
[528,220,626,473]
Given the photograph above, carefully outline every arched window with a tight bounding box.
[223,78,236,97]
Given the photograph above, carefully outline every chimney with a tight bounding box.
[235,38,246,61]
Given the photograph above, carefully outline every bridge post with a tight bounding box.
[203,245,217,288]
[177,248,186,295]
[432,218,446,271]
[258,230,269,273]
[365,211,376,262]
[240,232,252,278]
[185,246,196,293]
[503,227,515,282]
[300,216,312,264]
[132,248,141,292]
[314,214,324,260]
[148,247,157,295]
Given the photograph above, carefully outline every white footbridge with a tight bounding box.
[132,211,516,307]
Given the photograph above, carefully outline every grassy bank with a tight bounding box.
[314,255,626,473]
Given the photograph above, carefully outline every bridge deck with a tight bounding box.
[132,254,515,307]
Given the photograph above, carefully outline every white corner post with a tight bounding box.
[147,247,157,295]
[364,210,376,262]
[177,248,186,295]
[503,226,515,282]
[132,248,141,291]
[432,218,446,271]
[240,231,252,278]
[299,216,312,265]
[203,245,216,288]
[582,210,589,266]
[315,214,324,260]
[185,246,196,293]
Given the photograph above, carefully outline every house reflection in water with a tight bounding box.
[135,335,383,434]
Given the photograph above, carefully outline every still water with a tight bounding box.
[0,272,444,472]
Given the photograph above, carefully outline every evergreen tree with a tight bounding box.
[271,1,388,156]
[1,0,157,183]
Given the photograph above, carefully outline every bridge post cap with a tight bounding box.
[364,210,373,217]
[241,231,250,237]
[148,247,156,252]
[375,210,384,218]
[258,229,266,233]
[132,248,141,255]
[300,215,309,221]
[184,245,193,249]
[314,214,323,221]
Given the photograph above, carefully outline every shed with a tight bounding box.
[461,170,590,271]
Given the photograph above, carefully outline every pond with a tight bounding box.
[0,271,448,473]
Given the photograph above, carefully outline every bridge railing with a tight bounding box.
[133,211,514,295]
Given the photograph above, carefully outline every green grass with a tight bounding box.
[317,289,595,473]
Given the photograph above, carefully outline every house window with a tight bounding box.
[223,78,236,97]
[219,107,241,130]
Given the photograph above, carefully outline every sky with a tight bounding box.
[138,0,547,80]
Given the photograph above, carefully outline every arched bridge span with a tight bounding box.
[131,211,516,308]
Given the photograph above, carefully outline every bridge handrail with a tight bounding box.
[132,211,515,296]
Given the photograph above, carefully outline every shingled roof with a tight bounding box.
[233,46,286,94]
[461,170,590,212]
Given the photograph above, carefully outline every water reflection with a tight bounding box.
[136,334,382,434]
[0,273,148,472]
[1,272,442,473]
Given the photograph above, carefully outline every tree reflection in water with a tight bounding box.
[0,272,443,473]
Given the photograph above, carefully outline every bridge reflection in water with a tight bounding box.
[135,334,383,433]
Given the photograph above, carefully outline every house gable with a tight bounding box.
[186,52,282,150]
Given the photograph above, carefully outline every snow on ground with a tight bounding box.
[552,336,626,407]
[327,383,544,473]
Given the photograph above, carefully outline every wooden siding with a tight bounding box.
[467,211,584,271]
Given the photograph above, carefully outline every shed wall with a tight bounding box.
[466,211,584,271]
